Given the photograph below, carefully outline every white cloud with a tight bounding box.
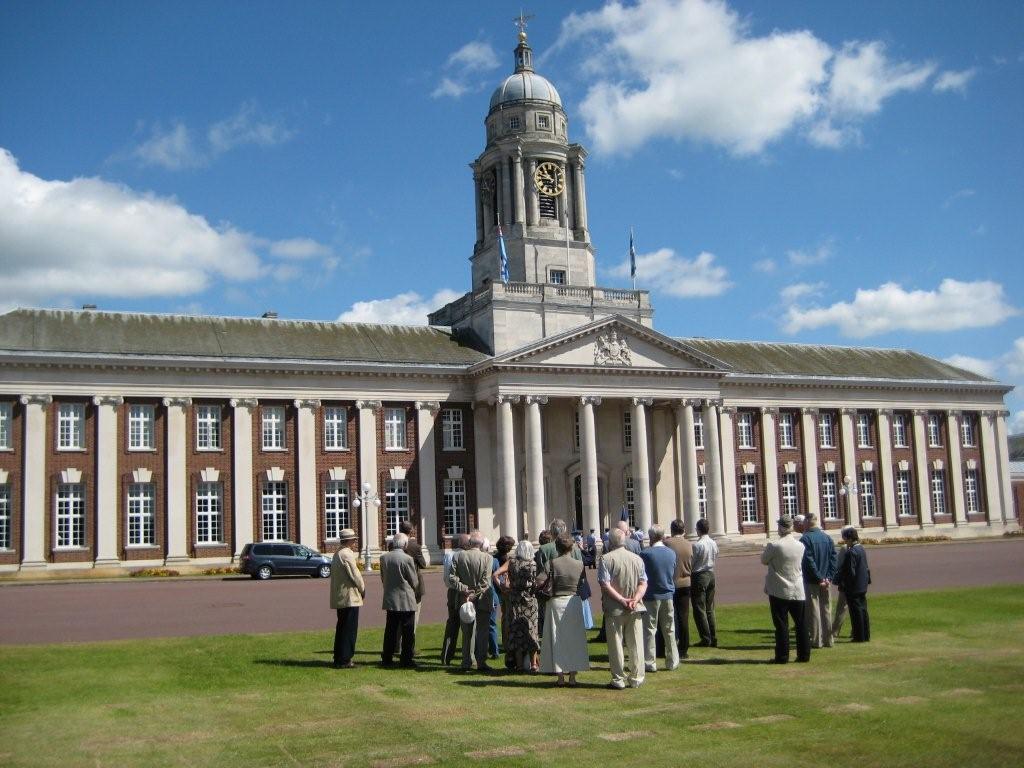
[787,241,832,266]
[609,247,731,297]
[1003,337,1024,378]
[432,40,500,100]
[431,77,468,99]
[1009,410,1024,434]
[555,0,944,156]
[336,289,463,326]
[780,281,825,304]
[943,188,975,209]
[0,149,331,307]
[130,103,292,170]
[942,354,998,379]
[753,258,776,273]
[933,67,978,93]
[268,238,332,260]
[783,278,1019,337]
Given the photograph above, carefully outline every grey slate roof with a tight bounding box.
[1009,434,1024,461]
[678,337,992,383]
[0,309,489,366]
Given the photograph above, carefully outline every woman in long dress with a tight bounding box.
[539,533,591,686]
[493,540,540,672]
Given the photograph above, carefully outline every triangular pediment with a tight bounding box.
[477,316,731,372]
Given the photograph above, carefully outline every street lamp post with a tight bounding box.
[352,481,381,574]
[838,475,857,526]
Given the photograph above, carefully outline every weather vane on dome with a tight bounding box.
[514,10,534,42]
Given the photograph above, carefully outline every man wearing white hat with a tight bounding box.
[329,528,365,668]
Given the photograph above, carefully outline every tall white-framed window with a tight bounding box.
[960,416,976,448]
[324,480,350,540]
[778,413,795,449]
[892,414,908,448]
[0,483,10,549]
[196,482,223,543]
[739,473,758,524]
[57,403,85,450]
[196,405,222,450]
[927,414,942,447]
[737,412,754,449]
[323,407,348,451]
[442,408,464,450]
[384,407,407,450]
[964,469,980,514]
[896,470,914,517]
[549,268,566,285]
[696,474,707,519]
[858,471,877,517]
[261,481,288,541]
[385,479,410,537]
[55,483,85,548]
[819,412,835,448]
[821,471,839,520]
[128,404,155,451]
[693,410,704,449]
[780,472,799,517]
[127,482,155,545]
[930,469,947,515]
[622,409,632,451]
[623,474,636,527]
[262,406,285,450]
[856,413,873,448]
[0,402,12,449]
[443,478,467,536]
[573,411,580,453]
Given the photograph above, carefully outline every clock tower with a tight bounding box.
[429,20,653,353]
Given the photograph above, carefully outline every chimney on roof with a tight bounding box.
[261,311,278,319]
[82,304,97,311]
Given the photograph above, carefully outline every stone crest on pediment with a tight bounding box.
[594,329,632,367]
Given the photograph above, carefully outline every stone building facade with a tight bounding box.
[0,30,1017,573]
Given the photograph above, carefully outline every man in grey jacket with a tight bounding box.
[449,529,494,672]
[379,532,419,668]
[761,515,810,664]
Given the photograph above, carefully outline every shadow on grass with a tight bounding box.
[254,658,336,669]
[684,657,773,665]
[453,677,609,690]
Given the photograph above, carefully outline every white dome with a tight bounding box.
[489,71,562,111]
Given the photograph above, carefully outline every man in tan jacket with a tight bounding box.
[329,528,365,668]
[599,527,648,689]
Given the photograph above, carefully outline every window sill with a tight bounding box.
[125,544,159,550]
[442,447,465,452]
[324,447,350,452]
[56,447,86,453]
[54,546,89,552]
[194,542,226,548]
[261,447,288,452]
[384,447,410,453]
[196,447,224,453]
[128,448,157,453]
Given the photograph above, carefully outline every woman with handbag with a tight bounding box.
[493,539,540,672]
[539,534,592,686]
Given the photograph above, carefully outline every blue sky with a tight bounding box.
[1,1,1022,426]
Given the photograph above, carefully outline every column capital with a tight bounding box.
[759,406,778,415]
[229,397,259,409]
[524,395,548,406]
[840,407,857,416]
[92,395,123,407]
[719,405,737,416]
[579,396,602,407]
[800,406,818,416]
[293,398,321,410]
[631,397,654,407]
[945,409,961,418]
[414,400,441,413]
[876,408,893,417]
[356,399,382,412]
[19,394,52,406]
[979,409,996,419]
[997,409,1011,418]
[491,394,521,406]
[703,398,722,409]
[912,408,930,417]
[162,397,192,408]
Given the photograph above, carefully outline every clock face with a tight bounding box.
[534,161,565,196]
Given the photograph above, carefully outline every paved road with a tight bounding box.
[2,538,1021,645]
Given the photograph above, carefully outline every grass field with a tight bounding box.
[2,586,1023,768]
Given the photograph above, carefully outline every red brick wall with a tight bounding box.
[774,409,803,518]
[250,401,296,546]
[315,401,359,554]
[48,398,95,563]
[957,412,985,521]
[0,399,22,565]
[433,403,476,551]
[377,403,418,548]
[734,409,765,533]
[925,411,952,523]
[188,400,234,558]
[117,400,166,561]
[815,410,844,531]
[889,410,917,526]
[853,410,881,523]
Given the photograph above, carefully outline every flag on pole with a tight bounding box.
[629,227,637,287]
[497,222,510,284]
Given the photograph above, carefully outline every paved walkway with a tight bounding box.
[1,538,1021,645]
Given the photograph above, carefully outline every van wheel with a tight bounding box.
[257,565,273,580]
[318,564,332,579]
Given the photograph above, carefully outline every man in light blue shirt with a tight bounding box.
[690,518,719,648]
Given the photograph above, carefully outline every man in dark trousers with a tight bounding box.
[450,530,495,672]
[665,519,693,659]
[328,528,364,668]
[395,520,426,658]
[379,532,419,668]
[441,533,470,665]
[837,527,871,642]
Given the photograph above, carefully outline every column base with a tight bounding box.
[19,560,48,570]
[164,555,192,565]
[93,557,121,568]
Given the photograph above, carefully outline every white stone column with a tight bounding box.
[524,396,547,541]
[513,146,526,226]
[495,395,520,539]
[560,160,570,229]
[911,410,934,528]
[497,157,510,227]
[995,411,1015,522]
[356,400,382,552]
[945,411,967,525]
[579,396,602,536]
[414,401,440,557]
[526,159,538,226]
[230,398,257,558]
[473,169,484,243]
[93,395,123,566]
[839,408,861,527]
[19,395,51,569]
[294,399,321,550]
[631,397,654,534]
[473,403,496,540]
[876,410,899,530]
[678,400,699,537]
[979,411,1001,524]
[800,408,820,520]
[760,407,780,523]
[573,159,588,234]
[705,401,729,537]
[162,397,192,564]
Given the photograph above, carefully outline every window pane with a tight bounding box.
[58,404,84,450]
[740,474,758,523]
[442,409,463,450]
[56,483,85,547]
[262,407,285,450]
[385,479,409,537]
[0,403,12,449]
[443,478,467,536]
[821,472,838,520]
[385,408,406,450]
[196,405,221,450]
[196,482,223,543]
[0,484,10,549]
[261,481,288,540]
[324,407,348,450]
[324,480,350,539]
[127,482,155,545]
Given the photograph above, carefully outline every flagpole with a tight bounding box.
[629,226,636,291]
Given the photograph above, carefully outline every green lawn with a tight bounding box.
[2,586,1023,768]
